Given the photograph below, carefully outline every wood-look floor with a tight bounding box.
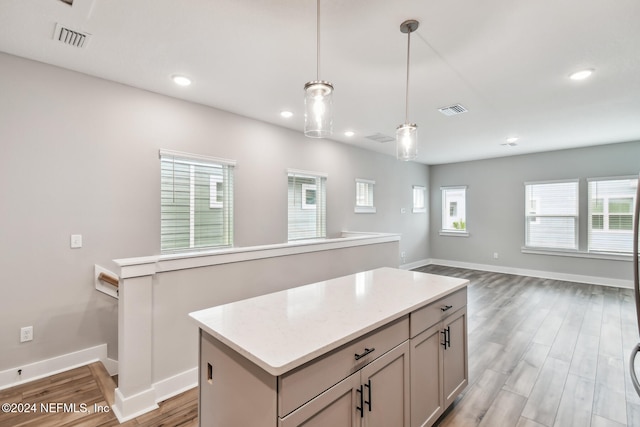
[1,265,639,427]
[415,265,640,427]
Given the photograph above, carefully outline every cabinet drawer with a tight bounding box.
[410,288,466,338]
[278,315,409,417]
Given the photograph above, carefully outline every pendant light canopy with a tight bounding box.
[396,19,419,161]
[304,0,333,138]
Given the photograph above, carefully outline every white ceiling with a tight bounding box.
[1,0,639,165]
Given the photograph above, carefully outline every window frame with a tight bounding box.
[412,185,426,213]
[354,178,376,214]
[524,179,579,251]
[440,186,468,236]
[159,149,235,253]
[587,176,638,254]
[287,169,327,241]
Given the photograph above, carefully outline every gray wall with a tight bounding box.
[0,52,429,371]
[429,141,640,282]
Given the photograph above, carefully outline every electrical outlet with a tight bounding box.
[70,234,83,249]
[493,252,499,259]
[20,326,33,343]
[401,251,406,258]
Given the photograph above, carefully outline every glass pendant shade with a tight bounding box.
[304,81,334,138]
[396,123,418,161]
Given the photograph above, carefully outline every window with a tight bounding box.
[524,180,578,250]
[413,185,426,213]
[160,150,234,252]
[355,179,376,213]
[288,170,327,241]
[441,186,467,233]
[588,177,638,253]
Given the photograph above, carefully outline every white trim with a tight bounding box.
[421,259,633,289]
[521,247,633,261]
[153,367,198,403]
[439,185,468,190]
[0,344,109,391]
[287,168,328,179]
[439,231,470,237]
[159,149,237,167]
[113,387,158,423]
[523,178,579,186]
[586,174,638,182]
[400,258,431,270]
[356,178,375,185]
[115,232,400,278]
[355,206,377,213]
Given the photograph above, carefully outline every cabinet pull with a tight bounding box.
[356,384,364,418]
[441,304,453,312]
[354,347,375,360]
[441,330,447,349]
[364,379,372,411]
[445,326,451,349]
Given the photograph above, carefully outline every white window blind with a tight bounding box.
[441,186,467,232]
[288,170,327,241]
[413,186,426,213]
[588,177,638,253]
[525,180,578,250]
[160,150,234,252]
[355,179,376,213]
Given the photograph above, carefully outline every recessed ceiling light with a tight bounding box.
[506,136,519,143]
[344,131,355,137]
[172,75,192,86]
[280,111,293,118]
[569,69,594,81]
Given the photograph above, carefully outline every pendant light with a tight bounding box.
[304,0,333,138]
[396,20,419,161]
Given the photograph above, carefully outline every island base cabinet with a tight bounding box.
[410,306,468,427]
[279,342,410,427]
[199,330,277,427]
[443,307,468,408]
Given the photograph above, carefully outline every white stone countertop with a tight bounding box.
[189,267,468,376]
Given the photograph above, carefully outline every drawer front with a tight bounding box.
[278,315,409,417]
[410,288,466,338]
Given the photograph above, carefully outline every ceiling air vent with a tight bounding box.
[365,133,395,144]
[438,104,468,117]
[53,23,91,48]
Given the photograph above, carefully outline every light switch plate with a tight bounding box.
[70,234,83,249]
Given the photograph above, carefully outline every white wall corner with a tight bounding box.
[113,387,159,423]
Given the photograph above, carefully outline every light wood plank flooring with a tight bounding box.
[1,266,639,426]
[415,265,640,427]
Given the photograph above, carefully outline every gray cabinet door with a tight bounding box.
[410,323,444,427]
[362,341,411,427]
[279,372,360,427]
[443,307,468,408]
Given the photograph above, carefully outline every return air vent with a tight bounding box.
[438,104,468,116]
[365,133,395,143]
[53,23,91,48]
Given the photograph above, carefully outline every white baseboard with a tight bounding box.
[399,258,431,271]
[426,258,633,289]
[153,367,198,403]
[0,344,113,391]
[112,367,197,422]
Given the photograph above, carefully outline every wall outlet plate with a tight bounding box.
[70,234,83,249]
[20,326,33,342]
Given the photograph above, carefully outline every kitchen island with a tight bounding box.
[189,267,469,427]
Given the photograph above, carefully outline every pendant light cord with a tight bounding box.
[405,29,411,123]
[316,0,320,81]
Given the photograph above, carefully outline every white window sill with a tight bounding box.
[439,230,469,237]
[521,247,633,261]
[355,206,376,214]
